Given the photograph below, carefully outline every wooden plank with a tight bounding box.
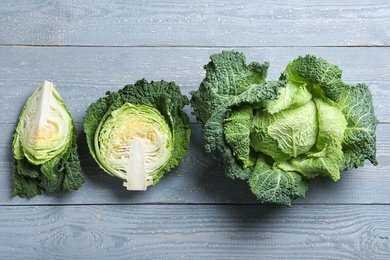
[0,204,389,259]
[1,46,390,124]
[1,0,389,47]
[0,123,388,206]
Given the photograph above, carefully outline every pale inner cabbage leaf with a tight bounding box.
[15,80,73,165]
[95,103,172,190]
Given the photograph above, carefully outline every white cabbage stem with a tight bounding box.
[125,139,147,191]
[36,80,53,129]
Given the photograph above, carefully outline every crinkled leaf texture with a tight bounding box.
[191,51,378,206]
[191,51,274,180]
[12,81,84,198]
[339,83,378,170]
[83,79,191,190]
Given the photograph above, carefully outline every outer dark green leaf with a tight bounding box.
[249,157,309,206]
[190,51,273,180]
[284,54,346,102]
[224,105,254,168]
[339,83,378,170]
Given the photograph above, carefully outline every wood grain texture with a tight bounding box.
[0,205,389,259]
[1,0,389,47]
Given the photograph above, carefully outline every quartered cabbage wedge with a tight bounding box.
[12,80,84,197]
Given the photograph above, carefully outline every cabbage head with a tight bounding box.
[84,79,190,190]
[191,51,378,206]
[12,80,84,197]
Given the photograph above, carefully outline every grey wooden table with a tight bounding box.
[1,1,390,259]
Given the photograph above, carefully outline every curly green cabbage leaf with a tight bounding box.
[191,51,378,206]
[84,79,190,190]
[12,80,84,197]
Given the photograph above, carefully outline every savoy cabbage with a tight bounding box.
[191,51,378,206]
